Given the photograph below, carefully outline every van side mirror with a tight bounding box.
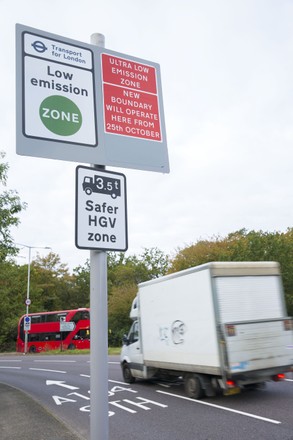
[122,334,129,346]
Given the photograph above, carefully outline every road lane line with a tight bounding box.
[0,366,21,369]
[29,368,66,373]
[33,360,76,363]
[109,379,129,385]
[156,390,281,425]
[285,379,293,382]
[0,360,22,362]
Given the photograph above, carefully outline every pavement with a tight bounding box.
[0,383,85,440]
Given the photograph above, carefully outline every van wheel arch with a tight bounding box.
[184,373,204,399]
[122,362,136,384]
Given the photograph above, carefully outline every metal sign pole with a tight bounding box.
[24,246,31,354]
[90,33,109,440]
[90,247,108,439]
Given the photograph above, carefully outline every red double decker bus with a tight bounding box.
[16,308,90,353]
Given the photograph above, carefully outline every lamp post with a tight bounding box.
[16,243,51,354]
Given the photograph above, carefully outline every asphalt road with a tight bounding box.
[1,354,293,440]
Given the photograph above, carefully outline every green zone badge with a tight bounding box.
[39,95,82,136]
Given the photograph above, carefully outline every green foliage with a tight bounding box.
[169,228,293,315]
[31,252,76,311]
[108,248,169,288]
[0,152,26,261]
[108,283,137,346]
[0,261,27,350]
[0,150,29,347]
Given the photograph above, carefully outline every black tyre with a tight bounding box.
[122,363,136,384]
[68,343,76,350]
[184,374,204,399]
[29,345,37,353]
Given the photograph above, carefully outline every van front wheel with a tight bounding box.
[122,363,136,384]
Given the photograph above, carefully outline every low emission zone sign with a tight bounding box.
[16,24,169,172]
[75,166,128,251]
[21,28,97,146]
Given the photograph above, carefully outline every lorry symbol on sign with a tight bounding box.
[82,175,121,199]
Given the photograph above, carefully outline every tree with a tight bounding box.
[0,261,27,351]
[32,252,74,311]
[169,229,293,315]
[0,152,26,261]
[70,260,91,308]
[108,283,137,346]
[108,248,169,289]
[169,235,232,273]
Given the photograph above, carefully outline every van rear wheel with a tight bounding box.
[184,374,203,399]
[122,363,136,384]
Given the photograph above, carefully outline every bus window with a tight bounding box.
[73,329,90,340]
[71,310,90,323]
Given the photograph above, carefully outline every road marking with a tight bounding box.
[0,360,22,362]
[0,366,21,369]
[29,368,66,373]
[80,376,133,387]
[158,383,171,388]
[285,379,293,382]
[156,390,281,425]
[79,376,129,386]
[108,361,120,364]
[109,379,129,385]
[33,360,76,363]
[86,360,117,364]
[109,400,137,413]
[46,380,79,390]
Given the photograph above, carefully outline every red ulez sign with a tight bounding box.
[101,53,162,141]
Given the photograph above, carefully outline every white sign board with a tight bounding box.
[60,321,76,332]
[16,24,170,173]
[75,166,128,251]
[24,316,31,331]
[23,32,97,145]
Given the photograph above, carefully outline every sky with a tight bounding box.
[1,0,292,272]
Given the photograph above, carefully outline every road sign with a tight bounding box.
[22,32,96,146]
[98,48,169,172]
[25,298,31,306]
[101,53,162,141]
[24,316,31,331]
[60,321,76,332]
[75,166,128,251]
[16,24,170,173]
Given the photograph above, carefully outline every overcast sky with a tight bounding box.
[1,0,292,271]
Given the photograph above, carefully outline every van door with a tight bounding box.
[125,320,144,378]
